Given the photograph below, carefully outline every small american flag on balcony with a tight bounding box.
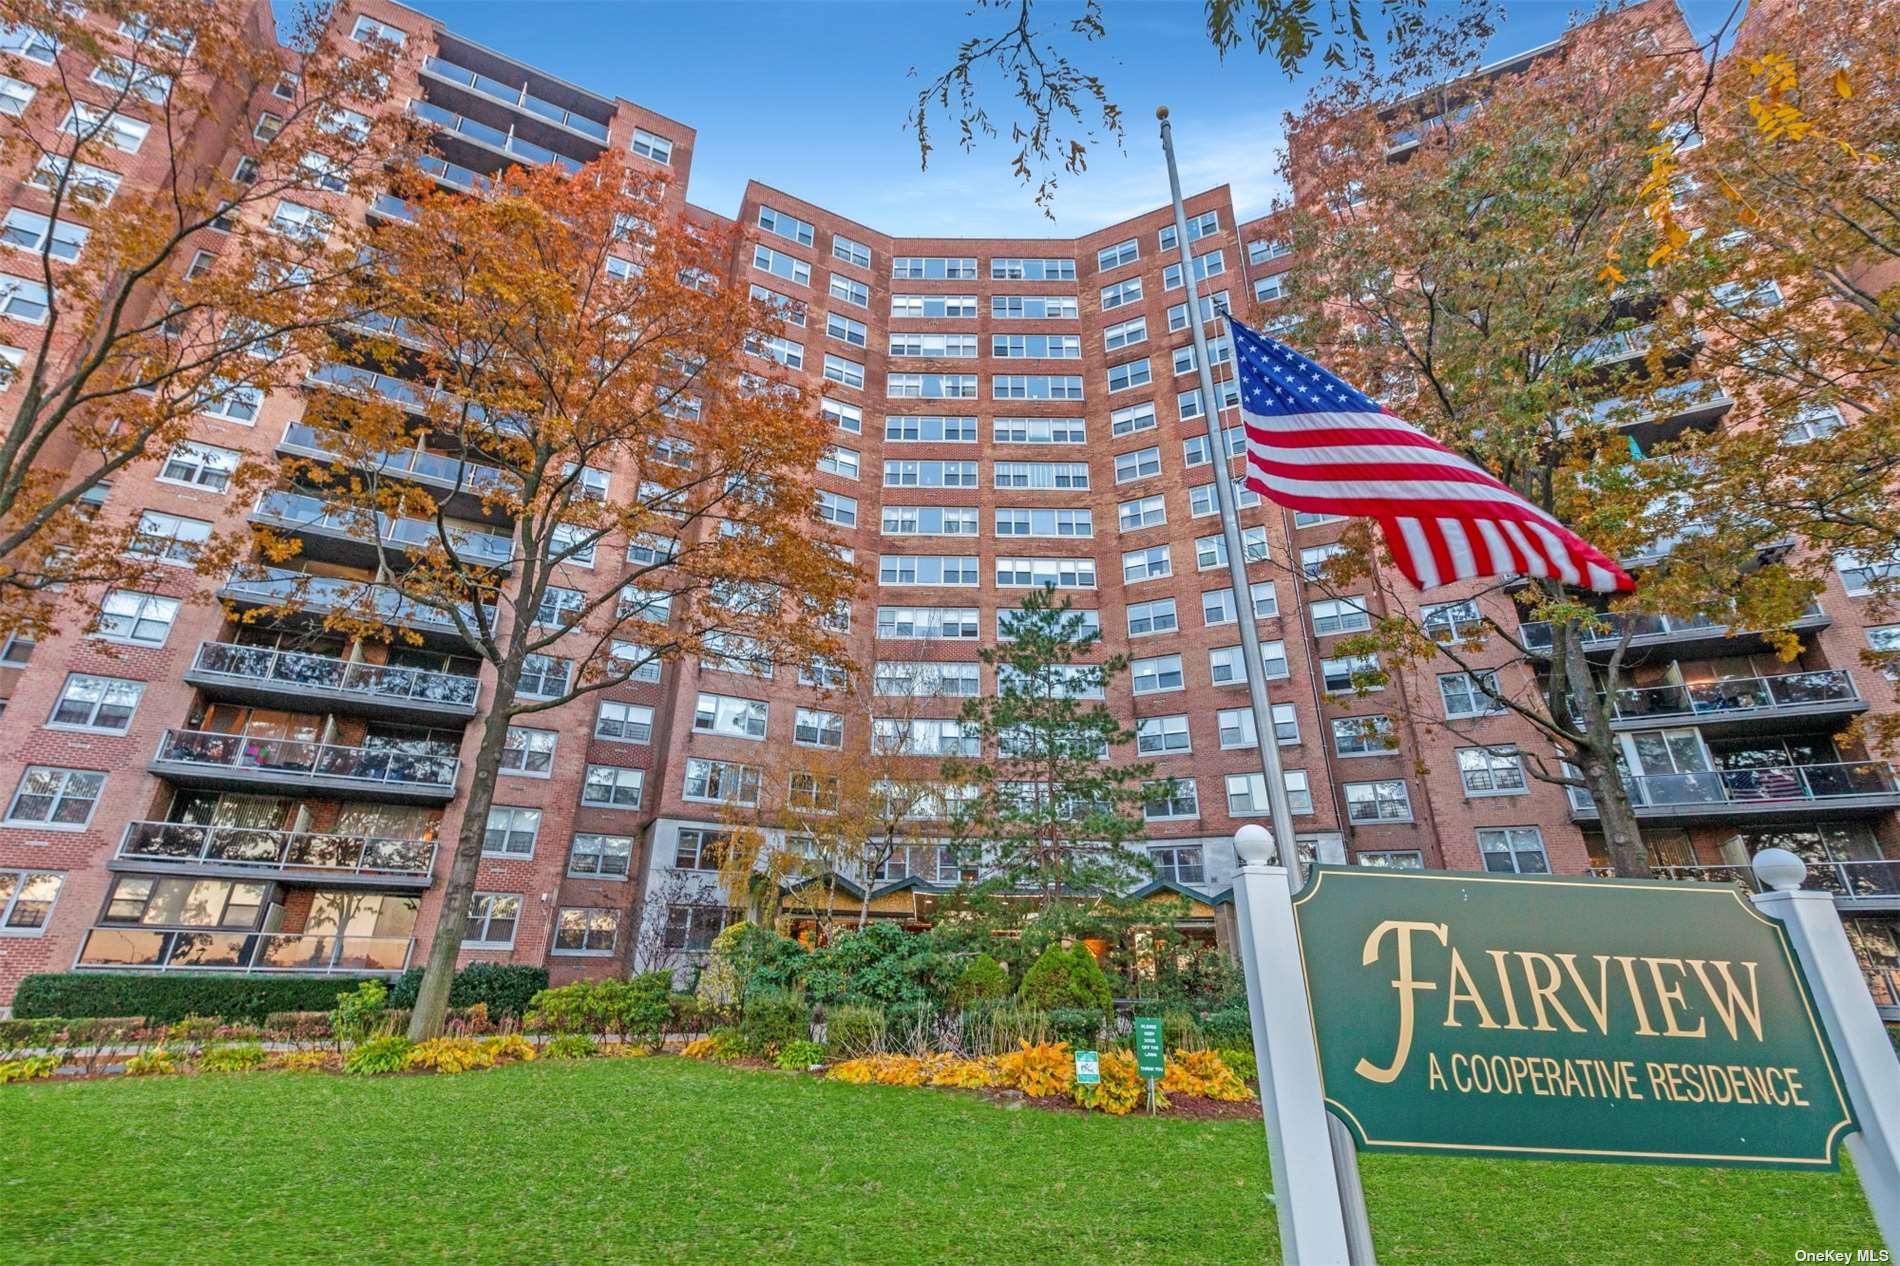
[1226,317,1634,594]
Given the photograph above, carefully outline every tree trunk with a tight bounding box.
[407,689,519,1041]
[1559,619,1651,879]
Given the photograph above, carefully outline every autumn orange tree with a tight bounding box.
[1275,8,1830,877]
[0,0,412,639]
[260,158,854,1039]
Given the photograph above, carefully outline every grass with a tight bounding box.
[0,1056,1879,1265]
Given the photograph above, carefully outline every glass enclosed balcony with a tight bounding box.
[1519,604,1828,659]
[407,99,585,175]
[217,566,485,641]
[1586,858,1899,908]
[251,490,513,568]
[75,927,413,973]
[151,729,459,803]
[184,641,479,720]
[278,422,519,503]
[1596,670,1862,730]
[116,820,436,886]
[1568,760,1900,824]
[418,54,612,143]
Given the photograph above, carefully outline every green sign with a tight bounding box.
[1133,1017,1167,1078]
[1293,867,1854,1169]
[1075,1050,1100,1085]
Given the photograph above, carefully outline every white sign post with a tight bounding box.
[1232,823,1356,1266]
[1750,848,1900,1250]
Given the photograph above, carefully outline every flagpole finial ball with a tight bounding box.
[1234,824,1274,865]
[1156,106,1169,120]
[1752,847,1809,893]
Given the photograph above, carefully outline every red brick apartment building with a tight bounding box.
[0,0,1894,1014]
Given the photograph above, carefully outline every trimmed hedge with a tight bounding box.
[387,963,548,1019]
[11,974,376,1025]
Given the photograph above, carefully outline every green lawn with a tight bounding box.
[0,1056,1878,1265]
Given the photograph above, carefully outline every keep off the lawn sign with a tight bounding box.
[1227,829,1900,1266]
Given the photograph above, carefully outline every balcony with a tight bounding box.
[366,193,415,223]
[75,927,413,974]
[1568,760,1900,826]
[250,490,513,570]
[278,422,519,518]
[150,729,459,804]
[416,152,492,196]
[1576,323,1657,367]
[418,53,612,145]
[306,362,525,438]
[408,99,585,176]
[114,820,436,889]
[218,566,487,645]
[1519,604,1829,661]
[1595,669,1865,738]
[183,641,479,721]
[1586,859,1900,911]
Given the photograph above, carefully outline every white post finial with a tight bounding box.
[1235,823,1275,866]
[1752,846,1808,892]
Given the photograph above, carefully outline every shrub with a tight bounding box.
[1073,1048,1150,1115]
[1046,1007,1103,1050]
[960,1005,1050,1057]
[1161,1048,1254,1101]
[1162,1009,1203,1052]
[11,974,380,1024]
[925,1053,997,1088]
[543,1034,599,1060]
[825,1003,886,1058]
[197,1044,267,1073]
[0,1054,59,1083]
[344,1035,414,1076]
[680,1036,718,1060]
[948,953,1010,1008]
[1215,1047,1256,1083]
[263,1011,333,1043]
[825,1054,925,1086]
[996,1041,1075,1097]
[123,1048,178,1077]
[270,1050,338,1073]
[707,1027,754,1060]
[738,988,808,1057]
[1017,945,1112,1013]
[387,964,548,1020]
[1199,1006,1253,1050]
[446,1002,493,1036]
[167,1015,222,1044]
[775,1039,825,1071]
[527,976,671,1047]
[404,1037,494,1074]
[331,980,391,1045]
[480,1034,536,1065]
[0,1018,64,1056]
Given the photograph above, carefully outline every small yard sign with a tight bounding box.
[1074,1050,1100,1085]
[1133,1017,1166,1079]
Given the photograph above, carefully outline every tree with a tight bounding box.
[909,0,1495,214]
[0,0,413,639]
[945,586,1164,907]
[253,157,854,1038]
[1275,6,1826,877]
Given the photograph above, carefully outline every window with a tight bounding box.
[794,707,844,749]
[1478,826,1549,874]
[892,293,978,318]
[28,156,121,206]
[582,765,644,809]
[1217,705,1298,748]
[1310,597,1372,636]
[815,490,858,528]
[885,459,981,489]
[1168,290,1232,332]
[1712,279,1781,312]
[349,14,407,44]
[1457,746,1527,796]
[1254,274,1288,304]
[1422,599,1485,643]
[500,727,557,775]
[569,833,633,879]
[884,505,979,536]
[1295,511,1346,529]
[991,333,1081,359]
[1144,779,1199,820]
[1115,447,1161,484]
[1357,851,1424,870]
[991,257,1075,281]
[997,556,1096,588]
[1097,238,1139,270]
[1786,403,1844,443]
[1159,210,1219,251]
[1439,671,1503,718]
[1835,551,1900,597]
[631,128,673,164]
[1118,495,1166,532]
[1172,337,1232,376]
[90,56,172,104]
[1332,716,1397,757]
[1194,527,1267,569]
[891,332,978,357]
[1249,237,1291,265]
[992,295,1079,319]
[1869,625,1900,679]
[269,200,332,243]
[753,245,810,286]
[0,870,63,932]
[465,894,521,948]
[200,379,262,423]
[1178,381,1241,420]
[829,275,869,307]
[1300,543,1346,580]
[1189,481,1258,517]
[94,590,178,646]
[587,700,653,744]
[1121,545,1171,583]
[877,606,980,640]
[509,654,568,700]
[1201,582,1277,626]
[1321,654,1382,693]
[817,445,860,480]
[553,908,620,955]
[1108,404,1158,441]
[757,205,814,247]
[824,354,866,389]
[664,904,733,952]
[129,509,211,564]
[0,74,34,115]
[833,234,871,268]
[1227,771,1313,816]
[0,26,55,63]
[994,460,1088,490]
[884,415,978,443]
[874,661,981,697]
[674,828,731,871]
[100,875,263,928]
[749,334,804,369]
[48,674,143,732]
[1136,714,1191,754]
[2,208,90,261]
[1210,641,1288,685]
[994,417,1086,444]
[1103,316,1147,352]
[482,807,541,858]
[1131,654,1184,695]
[5,767,104,827]
[879,554,980,587]
[1126,597,1178,637]
[828,313,870,348]
[683,757,762,806]
[693,692,767,740]
[0,273,50,322]
[893,256,978,280]
[1107,357,1152,393]
[1345,779,1412,823]
[1163,250,1225,290]
[1101,278,1143,310]
[994,507,1090,537]
[993,374,1083,401]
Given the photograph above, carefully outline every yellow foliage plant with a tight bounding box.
[996,1042,1075,1097]
[480,1035,536,1065]
[1161,1048,1254,1102]
[680,1037,719,1060]
[1072,1048,1152,1115]
[404,1038,495,1075]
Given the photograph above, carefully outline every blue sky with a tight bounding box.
[297,0,1738,237]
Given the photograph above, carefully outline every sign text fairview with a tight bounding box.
[1293,868,1854,1168]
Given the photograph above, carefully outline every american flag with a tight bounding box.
[1225,317,1634,594]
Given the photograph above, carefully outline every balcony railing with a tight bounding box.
[1576,323,1656,366]
[416,152,492,195]
[407,99,584,174]
[419,54,612,143]
[153,728,459,794]
[1520,604,1825,654]
[218,566,484,636]
[1586,859,1900,903]
[188,641,479,711]
[1582,377,1731,429]
[253,490,513,567]
[1568,760,1900,815]
[1598,669,1859,724]
[118,819,436,878]
[367,192,414,223]
[280,422,519,500]
[75,927,413,973]
[306,362,524,437]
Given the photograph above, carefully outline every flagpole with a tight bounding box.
[1156,108,1305,885]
